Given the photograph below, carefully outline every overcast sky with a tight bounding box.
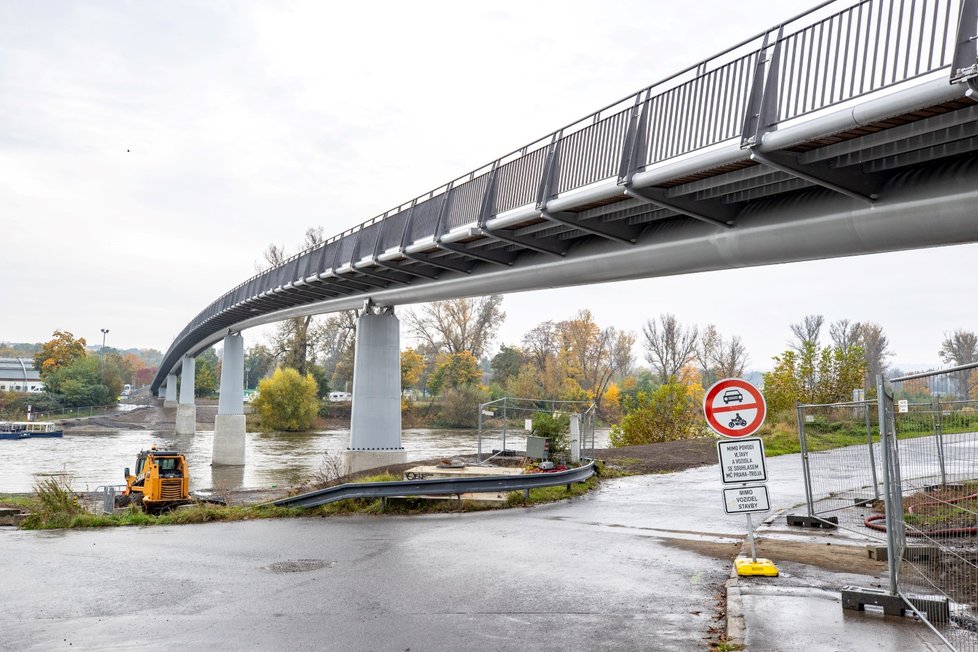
[2,0,973,372]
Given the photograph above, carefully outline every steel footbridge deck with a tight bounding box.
[154,0,978,390]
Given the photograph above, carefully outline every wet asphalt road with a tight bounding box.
[0,471,744,651]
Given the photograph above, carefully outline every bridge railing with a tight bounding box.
[156,0,970,387]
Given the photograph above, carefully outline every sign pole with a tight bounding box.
[746,512,756,562]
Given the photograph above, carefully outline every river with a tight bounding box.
[0,427,610,494]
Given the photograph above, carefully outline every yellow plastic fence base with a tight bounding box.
[735,557,779,577]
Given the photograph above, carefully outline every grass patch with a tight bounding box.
[21,502,307,530]
[0,495,34,510]
[17,469,603,530]
[505,477,598,507]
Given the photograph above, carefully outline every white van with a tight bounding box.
[328,391,352,402]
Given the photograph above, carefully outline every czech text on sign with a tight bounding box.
[717,437,767,484]
[703,378,767,437]
[722,485,771,515]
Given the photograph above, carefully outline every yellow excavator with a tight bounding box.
[115,446,192,513]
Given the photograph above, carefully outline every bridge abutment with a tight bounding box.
[175,356,196,436]
[343,306,405,475]
[163,374,178,408]
[213,333,246,466]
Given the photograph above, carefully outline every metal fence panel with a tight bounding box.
[796,400,885,539]
[887,366,978,651]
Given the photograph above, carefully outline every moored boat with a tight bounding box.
[0,421,64,439]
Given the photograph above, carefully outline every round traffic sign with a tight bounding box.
[703,378,766,437]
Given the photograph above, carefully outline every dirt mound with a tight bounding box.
[595,437,719,474]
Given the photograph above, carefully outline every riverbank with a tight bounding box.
[58,403,717,489]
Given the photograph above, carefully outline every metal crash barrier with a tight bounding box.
[270,461,597,510]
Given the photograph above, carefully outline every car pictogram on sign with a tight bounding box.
[722,389,744,404]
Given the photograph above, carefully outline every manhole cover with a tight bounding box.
[266,559,335,573]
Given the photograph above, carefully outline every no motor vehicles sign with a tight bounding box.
[703,378,767,438]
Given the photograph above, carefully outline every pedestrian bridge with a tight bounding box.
[152,0,978,470]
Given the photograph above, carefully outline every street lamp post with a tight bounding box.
[100,328,109,366]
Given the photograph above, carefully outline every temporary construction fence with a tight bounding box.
[794,363,978,650]
[475,397,596,463]
[792,398,885,539]
[877,364,978,651]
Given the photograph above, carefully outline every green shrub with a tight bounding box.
[253,367,319,431]
[610,382,703,446]
[531,411,570,461]
[435,385,488,428]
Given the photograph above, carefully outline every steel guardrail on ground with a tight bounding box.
[269,461,596,509]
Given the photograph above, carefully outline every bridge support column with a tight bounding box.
[175,357,196,436]
[213,333,246,466]
[163,374,178,408]
[343,306,405,475]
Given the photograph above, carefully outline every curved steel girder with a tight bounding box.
[436,240,515,266]
[403,250,475,274]
[372,258,441,280]
[539,209,641,244]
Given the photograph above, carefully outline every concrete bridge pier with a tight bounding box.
[163,374,178,408]
[213,332,245,466]
[343,304,405,475]
[175,356,196,436]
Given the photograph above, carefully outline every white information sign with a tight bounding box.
[897,399,909,413]
[722,485,771,515]
[717,437,768,484]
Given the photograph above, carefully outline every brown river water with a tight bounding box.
[0,426,610,494]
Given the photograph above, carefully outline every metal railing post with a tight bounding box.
[865,402,881,502]
[477,402,484,463]
[796,402,815,518]
[934,397,947,486]
[876,375,900,596]
[502,398,508,455]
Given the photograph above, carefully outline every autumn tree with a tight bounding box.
[490,344,527,386]
[427,352,482,396]
[829,319,862,354]
[43,356,112,407]
[763,341,864,414]
[34,330,88,377]
[253,367,320,431]
[315,310,358,389]
[407,295,505,359]
[557,310,634,413]
[522,321,559,369]
[763,351,803,414]
[790,314,824,352]
[262,228,328,376]
[697,324,748,388]
[194,348,220,398]
[859,322,892,393]
[642,314,698,383]
[940,330,978,398]
[244,344,276,389]
[400,348,425,391]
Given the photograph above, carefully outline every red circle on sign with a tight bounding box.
[703,378,766,437]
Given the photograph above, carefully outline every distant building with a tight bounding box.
[0,358,44,393]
